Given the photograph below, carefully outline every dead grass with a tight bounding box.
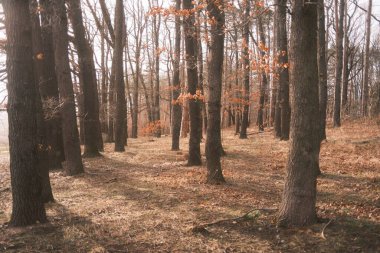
[0,119,379,252]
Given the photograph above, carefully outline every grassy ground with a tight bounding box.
[0,119,379,252]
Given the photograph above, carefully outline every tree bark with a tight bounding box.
[239,0,250,139]
[276,0,290,140]
[39,0,65,169]
[278,0,320,227]
[183,0,201,166]
[333,0,345,127]
[362,0,372,116]
[257,15,269,133]
[171,0,182,151]
[29,0,54,203]
[3,0,47,226]
[67,0,103,157]
[318,0,328,141]
[205,0,226,184]
[113,0,127,152]
[51,0,84,175]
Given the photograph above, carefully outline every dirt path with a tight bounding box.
[0,120,379,252]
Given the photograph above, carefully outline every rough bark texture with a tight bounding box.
[318,0,328,141]
[239,0,250,139]
[362,0,372,116]
[278,0,320,227]
[39,0,65,169]
[113,0,127,152]
[29,0,54,203]
[205,0,226,184]
[52,0,84,175]
[4,0,47,226]
[333,0,345,127]
[67,0,103,157]
[171,0,182,151]
[276,0,290,140]
[183,0,201,166]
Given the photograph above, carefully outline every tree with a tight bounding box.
[171,0,183,151]
[318,0,328,141]
[52,0,84,175]
[256,12,269,133]
[39,0,65,169]
[205,0,226,184]
[183,0,201,166]
[274,0,290,140]
[278,0,320,227]
[3,0,47,226]
[67,0,103,157]
[333,0,345,127]
[362,0,372,116]
[113,0,127,152]
[239,0,250,139]
[29,0,54,203]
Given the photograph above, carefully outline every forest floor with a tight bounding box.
[0,119,379,253]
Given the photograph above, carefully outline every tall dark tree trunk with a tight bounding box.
[3,0,47,226]
[276,0,290,140]
[318,0,328,141]
[52,0,84,175]
[113,0,126,152]
[205,0,226,184]
[239,0,250,139]
[171,0,182,151]
[333,0,345,127]
[278,0,320,227]
[39,0,65,169]
[183,0,201,166]
[29,0,54,203]
[67,0,103,157]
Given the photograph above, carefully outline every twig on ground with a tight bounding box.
[321,219,333,240]
[192,208,277,233]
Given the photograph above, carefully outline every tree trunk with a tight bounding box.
[239,0,250,139]
[205,0,226,184]
[113,0,127,152]
[67,0,102,157]
[153,9,162,137]
[318,0,328,141]
[362,0,372,116]
[278,0,320,227]
[183,0,201,166]
[276,0,290,140]
[333,0,345,127]
[39,0,65,169]
[3,0,47,226]
[171,0,182,151]
[257,15,269,133]
[52,0,84,175]
[341,3,349,115]
[29,0,54,203]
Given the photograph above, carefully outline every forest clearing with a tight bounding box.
[1,120,379,252]
[1,0,380,252]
